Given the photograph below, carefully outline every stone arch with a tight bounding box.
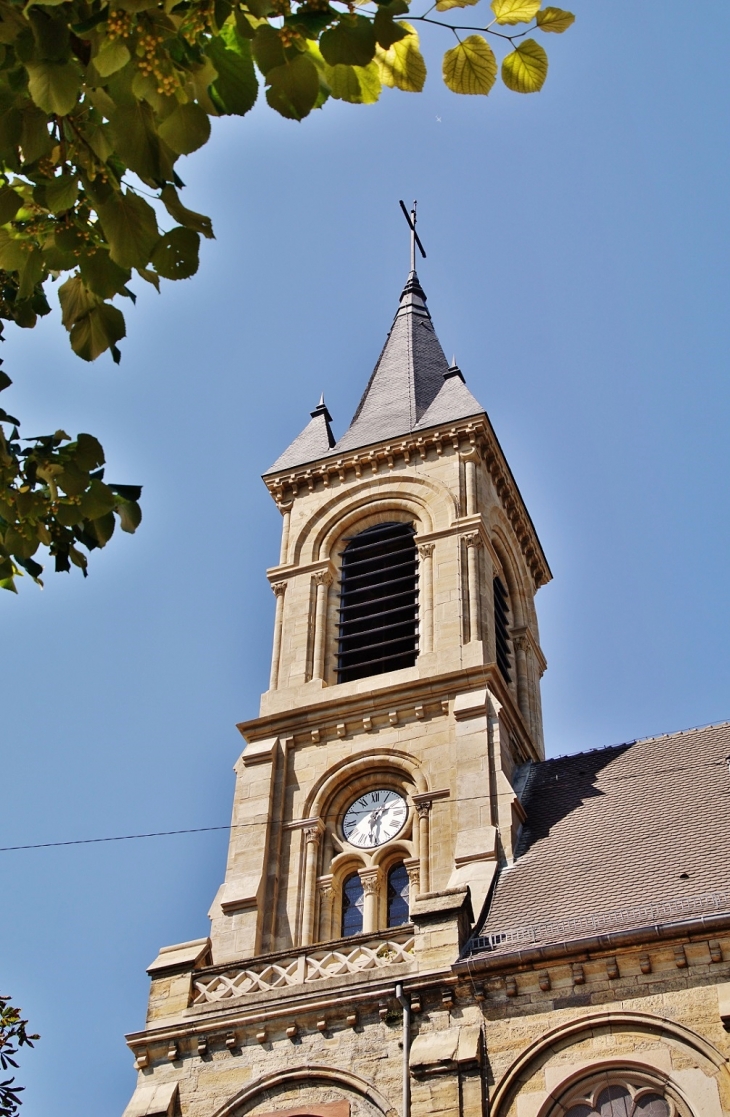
[489,1010,730,1117]
[536,1058,696,1117]
[490,517,529,630]
[212,1064,397,1117]
[290,473,455,565]
[306,749,427,819]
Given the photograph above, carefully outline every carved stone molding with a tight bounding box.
[359,869,380,895]
[417,542,435,559]
[463,532,482,549]
[303,819,326,845]
[314,569,334,587]
[271,581,287,597]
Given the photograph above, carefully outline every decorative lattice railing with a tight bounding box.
[193,933,415,1004]
[467,889,730,956]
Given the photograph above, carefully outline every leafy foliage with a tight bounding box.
[0,372,141,591]
[0,995,38,1117]
[0,0,572,590]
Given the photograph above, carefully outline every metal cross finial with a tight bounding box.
[399,199,427,272]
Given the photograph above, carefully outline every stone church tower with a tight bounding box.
[121,254,730,1117]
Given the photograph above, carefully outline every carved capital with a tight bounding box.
[277,500,294,515]
[415,800,432,820]
[271,581,287,598]
[417,542,435,560]
[318,876,334,901]
[459,446,481,464]
[359,869,380,895]
[463,532,482,549]
[314,569,334,588]
[404,857,420,890]
[303,818,325,845]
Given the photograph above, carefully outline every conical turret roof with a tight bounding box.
[266,395,335,474]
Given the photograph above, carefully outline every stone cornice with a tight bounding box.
[262,416,551,590]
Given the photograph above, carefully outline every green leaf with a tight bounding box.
[0,229,30,271]
[26,61,80,116]
[97,191,160,270]
[4,525,39,560]
[28,9,70,60]
[150,226,200,280]
[535,6,575,32]
[265,54,320,120]
[252,24,285,76]
[501,37,547,92]
[87,509,116,545]
[45,174,78,214]
[435,0,479,12]
[160,185,214,240]
[18,246,44,299]
[490,0,541,24]
[208,31,259,115]
[59,275,99,328]
[322,59,381,104]
[72,433,105,471]
[79,249,131,299]
[108,103,169,184]
[442,35,496,95]
[116,499,142,532]
[375,23,425,92]
[93,37,131,77]
[0,186,22,225]
[320,15,376,67]
[78,478,116,520]
[158,102,211,155]
[373,8,408,47]
[69,303,126,361]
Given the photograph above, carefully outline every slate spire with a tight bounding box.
[265,393,336,474]
[333,271,484,453]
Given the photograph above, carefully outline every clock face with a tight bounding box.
[343,789,408,849]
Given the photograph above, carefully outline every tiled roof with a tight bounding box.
[265,396,336,475]
[264,272,488,474]
[474,722,730,952]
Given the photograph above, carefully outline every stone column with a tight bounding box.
[414,799,432,893]
[514,632,529,722]
[300,820,324,946]
[464,533,482,644]
[359,868,381,934]
[278,500,293,565]
[317,876,334,943]
[417,542,435,654]
[269,581,287,690]
[311,569,333,682]
[461,448,480,516]
[404,857,421,902]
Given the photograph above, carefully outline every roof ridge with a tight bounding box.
[541,718,730,764]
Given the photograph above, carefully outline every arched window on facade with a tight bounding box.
[565,1084,672,1117]
[386,862,410,927]
[336,522,419,684]
[493,574,512,683]
[341,873,364,937]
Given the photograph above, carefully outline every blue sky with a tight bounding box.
[2,3,730,1114]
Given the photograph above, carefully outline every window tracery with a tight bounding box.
[341,873,364,937]
[386,862,409,927]
[564,1082,676,1117]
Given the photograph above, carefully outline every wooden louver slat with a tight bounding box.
[337,522,419,684]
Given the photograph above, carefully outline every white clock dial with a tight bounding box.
[342,789,408,849]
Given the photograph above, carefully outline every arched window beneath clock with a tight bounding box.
[337,522,419,684]
[564,1085,672,1116]
[387,862,409,927]
[341,872,364,937]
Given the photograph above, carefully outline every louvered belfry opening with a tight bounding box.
[336,521,419,684]
[493,575,512,683]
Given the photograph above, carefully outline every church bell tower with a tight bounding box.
[122,223,551,1117]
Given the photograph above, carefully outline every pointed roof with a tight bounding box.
[265,395,335,474]
[264,272,488,476]
[333,272,483,454]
